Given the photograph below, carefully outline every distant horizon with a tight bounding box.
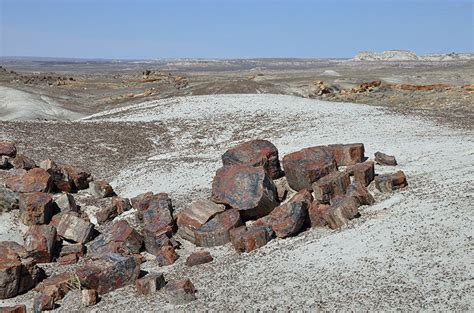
[1,0,473,59]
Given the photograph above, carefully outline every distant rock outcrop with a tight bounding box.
[352,50,474,61]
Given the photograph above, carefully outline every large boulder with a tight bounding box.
[312,171,351,204]
[282,146,337,191]
[0,241,43,299]
[89,220,143,256]
[0,187,19,213]
[221,139,284,179]
[193,209,242,247]
[56,213,95,243]
[176,199,225,242]
[75,253,140,294]
[256,189,312,238]
[6,168,54,193]
[327,143,365,166]
[0,141,17,158]
[19,192,54,225]
[211,165,278,219]
[23,225,57,263]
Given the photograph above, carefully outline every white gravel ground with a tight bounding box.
[1,94,473,311]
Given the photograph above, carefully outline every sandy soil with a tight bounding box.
[0,94,472,311]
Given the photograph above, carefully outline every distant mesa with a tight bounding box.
[352,50,474,61]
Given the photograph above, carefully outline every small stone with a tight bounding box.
[256,189,312,238]
[308,201,331,227]
[6,168,54,193]
[312,171,351,204]
[327,143,365,166]
[347,182,375,205]
[33,293,54,312]
[193,209,242,247]
[221,139,284,179]
[23,225,57,263]
[19,192,54,225]
[75,253,140,294]
[12,155,36,170]
[135,273,165,295]
[81,289,99,307]
[374,151,398,166]
[155,245,179,266]
[0,141,17,158]
[211,165,278,219]
[35,272,77,301]
[229,225,274,253]
[346,160,375,186]
[185,251,213,267]
[165,279,197,304]
[88,180,114,198]
[375,171,407,192]
[176,199,225,242]
[89,220,143,256]
[0,187,19,213]
[0,304,27,313]
[40,160,72,193]
[282,146,337,191]
[54,193,78,213]
[56,213,95,243]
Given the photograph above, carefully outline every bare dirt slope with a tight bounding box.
[1,94,472,311]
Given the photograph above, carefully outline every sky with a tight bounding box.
[0,0,473,59]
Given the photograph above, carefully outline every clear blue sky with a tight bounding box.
[1,0,473,59]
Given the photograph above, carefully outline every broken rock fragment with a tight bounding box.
[112,196,132,214]
[33,293,55,312]
[211,165,278,219]
[19,192,54,225]
[193,209,242,247]
[165,279,197,304]
[282,146,337,191]
[221,139,284,179]
[229,225,274,253]
[327,143,365,166]
[324,196,360,229]
[60,165,91,190]
[54,193,78,213]
[0,187,19,212]
[347,182,375,205]
[12,154,36,170]
[312,171,351,204]
[375,171,407,192]
[256,189,312,238]
[0,304,27,313]
[176,199,225,242]
[185,251,213,267]
[155,245,179,266]
[346,160,375,186]
[35,272,78,301]
[40,160,72,192]
[75,253,140,294]
[374,151,398,166]
[308,201,331,227]
[88,180,114,198]
[82,289,99,307]
[23,225,57,263]
[56,213,95,243]
[135,273,166,296]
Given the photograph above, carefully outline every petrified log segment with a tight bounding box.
[256,189,313,238]
[89,220,143,256]
[164,279,197,304]
[185,251,213,267]
[323,196,360,229]
[375,171,407,192]
[136,273,166,295]
[34,272,77,301]
[346,160,375,186]
[12,154,36,170]
[282,146,337,191]
[19,192,54,225]
[176,199,225,242]
[193,209,242,247]
[6,168,54,193]
[312,171,351,204]
[60,165,91,190]
[308,201,331,227]
[347,182,375,205]
[23,225,57,263]
[222,139,284,179]
[75,253,140,295]
[211,165,278,219]
[374,151,397,166]
[56,214,95,244]
[229,225,274,253]
[327,143,365,166]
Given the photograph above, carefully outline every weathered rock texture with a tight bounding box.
[327,143,365,166]
[312,171,351,204]
[193,209,242,247]
[229,225,274,253]
[374,151,398,166]
[375,171,407,192]
[19,192,54,225]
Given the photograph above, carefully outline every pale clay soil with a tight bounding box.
[0,94,473,311]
